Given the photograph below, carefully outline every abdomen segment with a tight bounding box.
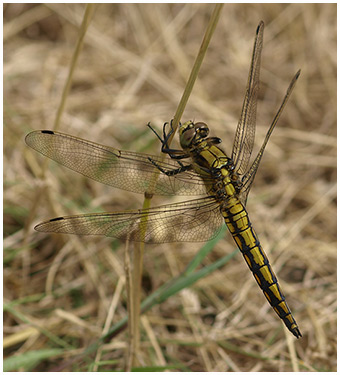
[222,198,301,338]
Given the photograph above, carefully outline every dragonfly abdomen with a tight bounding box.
[221,197,301,338]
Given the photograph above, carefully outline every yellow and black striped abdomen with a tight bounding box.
[221,196,301,338]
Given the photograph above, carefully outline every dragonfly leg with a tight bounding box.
[207,136,222,145]
[147,156,192,176]
[148,121,189,160]
[147,121,166,143]
[147,121,174,150]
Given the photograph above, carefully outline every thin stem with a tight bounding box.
[53,4,96,132]
[130,4,224,367]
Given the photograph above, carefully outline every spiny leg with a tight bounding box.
[148,157,192,176]
[148,120,189,160]
[147,120,193,176]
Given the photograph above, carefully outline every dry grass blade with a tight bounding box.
[53,4,96,132]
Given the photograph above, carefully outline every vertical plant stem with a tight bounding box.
[129,4,224,368]
[124,236,134,371]
[45,4,96,215]
[53,4,96,132]
[130,196,151,367]
[171,3,224,137]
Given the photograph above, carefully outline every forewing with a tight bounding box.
[231,21,263,176]
[239,70,301,205]
[25,130,208,196]
[35,197,223,243]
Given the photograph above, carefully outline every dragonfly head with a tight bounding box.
[179,121,209,149]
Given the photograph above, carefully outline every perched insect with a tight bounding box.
[26,21,301,338]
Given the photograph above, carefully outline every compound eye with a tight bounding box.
[194,122,209,138]
[180,126,196,148]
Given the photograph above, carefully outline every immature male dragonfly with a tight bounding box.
[26,22,301,338]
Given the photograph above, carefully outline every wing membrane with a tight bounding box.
[35,197,222,243]
[231,21,263,176]
[239,70,301,204]
[25,130,210,196]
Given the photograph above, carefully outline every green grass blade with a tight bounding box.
[4,349,64,371]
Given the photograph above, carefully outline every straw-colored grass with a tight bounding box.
[4,3,336,372]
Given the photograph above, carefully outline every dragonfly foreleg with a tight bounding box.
[147,121,174,150]
[207,136,223,145]
[148,120,189,160]
[147,121,165,143]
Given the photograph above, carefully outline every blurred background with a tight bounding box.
[4,3,336,371]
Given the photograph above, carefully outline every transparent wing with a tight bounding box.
[231,21,263,176]
[35,197,223,244]
[239,70,301,204]
[25,130,210,196]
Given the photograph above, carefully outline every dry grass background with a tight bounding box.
[4,3,336,372]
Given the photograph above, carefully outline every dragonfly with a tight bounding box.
[25,21,301,338]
